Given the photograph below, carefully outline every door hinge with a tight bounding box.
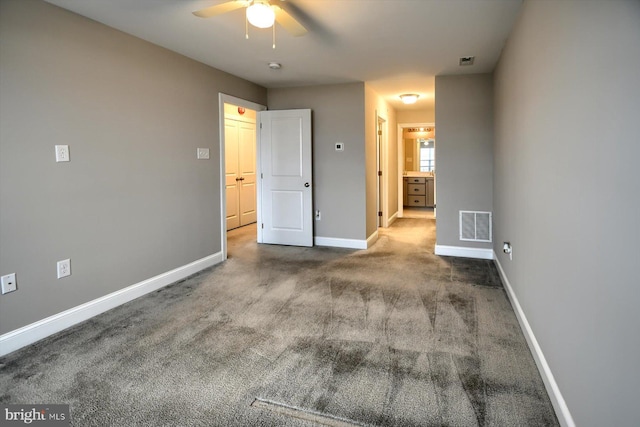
[261,223,264,229]
[378,211,382,217]
[378,171,382,176]
[261,173,263,179]
[260,122,263,129]
[378,130,382,136]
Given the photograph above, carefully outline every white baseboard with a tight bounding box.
[314,236,367,249]
[494,252,575,427]
[0,252,223,357]
[313,231,379,250]
[387,212,398,227]
[434,244,494,260]
[366,230,379,248]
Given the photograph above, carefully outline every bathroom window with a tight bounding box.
[418,139,435,172]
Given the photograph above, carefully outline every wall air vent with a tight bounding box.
[460,211,492,242]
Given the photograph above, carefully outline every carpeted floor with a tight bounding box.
[0,218,558,426]
[402,207,435,219]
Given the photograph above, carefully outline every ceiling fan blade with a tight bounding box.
[193,1,247,18]
[273,5,307,37]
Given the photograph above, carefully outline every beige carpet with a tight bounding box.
[402,207,435,219]
[0,218,558,426]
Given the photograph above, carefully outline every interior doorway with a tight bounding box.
[219,94,266,261]
[377,116,386,227]
[397,122,436,220]
[224,103,257,231]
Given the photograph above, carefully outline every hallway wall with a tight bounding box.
[365,84,398,235]
[493,1,640,425]
[397,108,435,124]
[434,74,494,254]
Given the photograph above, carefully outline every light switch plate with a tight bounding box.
[197,148,210,159]
[335,142,344,151]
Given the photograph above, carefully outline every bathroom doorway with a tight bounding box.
[397,123,436,220]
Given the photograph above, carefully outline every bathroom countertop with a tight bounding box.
[404,172,434,178]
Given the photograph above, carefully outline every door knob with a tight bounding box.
[304,182,310,187]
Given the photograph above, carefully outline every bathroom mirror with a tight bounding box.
[403,126,435,172]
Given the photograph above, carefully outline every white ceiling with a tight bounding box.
[44,0,522,111]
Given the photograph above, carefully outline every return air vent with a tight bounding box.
[460,211,492,242]
[459,56,475,66]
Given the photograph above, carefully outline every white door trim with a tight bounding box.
[376,114,388,228]
[218,93,266,260]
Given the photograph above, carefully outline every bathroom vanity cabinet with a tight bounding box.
[403,176,434,207]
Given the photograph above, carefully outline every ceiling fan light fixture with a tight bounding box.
[400,94,419,105]
[246,2,275,29]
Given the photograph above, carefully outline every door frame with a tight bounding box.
[397,122,435,219]
[219,93,266,261]
[377,116,387,228]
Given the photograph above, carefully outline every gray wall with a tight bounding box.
[0,0,266,334]
[364,86,378,238]
[493,0,640,425]
[364,85,398,238]
[268,83,367,241]
[397,108,435,124]
[435,74,494,249]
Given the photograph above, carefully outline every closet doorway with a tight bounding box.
[224,103,257,230]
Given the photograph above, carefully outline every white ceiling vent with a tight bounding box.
[459,56,475,66]
[460,211,492,242]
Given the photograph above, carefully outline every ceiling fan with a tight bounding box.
[193,0,307,37]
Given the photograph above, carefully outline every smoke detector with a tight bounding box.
[268,62,282,70]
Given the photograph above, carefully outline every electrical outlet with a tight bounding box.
[335,142,344,151]
[55,145,70,162]
[1,273,17,294]
[315,210,321,220]
[57,259,71,279]
[503,242,513,261]
[197,148,210,159]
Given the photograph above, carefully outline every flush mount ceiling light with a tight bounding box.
[268,62,281,70]
[400,94,420,105]
[246,1,275,28]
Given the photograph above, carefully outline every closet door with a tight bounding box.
[225,121,240,230]
[238,121,256,226]
[225,117,257,231]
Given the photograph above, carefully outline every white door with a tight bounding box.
[238,120,257,226]
[225,118,257,230]
[259,109,313,247]
[225,120,241,230]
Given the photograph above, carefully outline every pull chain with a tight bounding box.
[272,23,276,49]
[245,10,249,39]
